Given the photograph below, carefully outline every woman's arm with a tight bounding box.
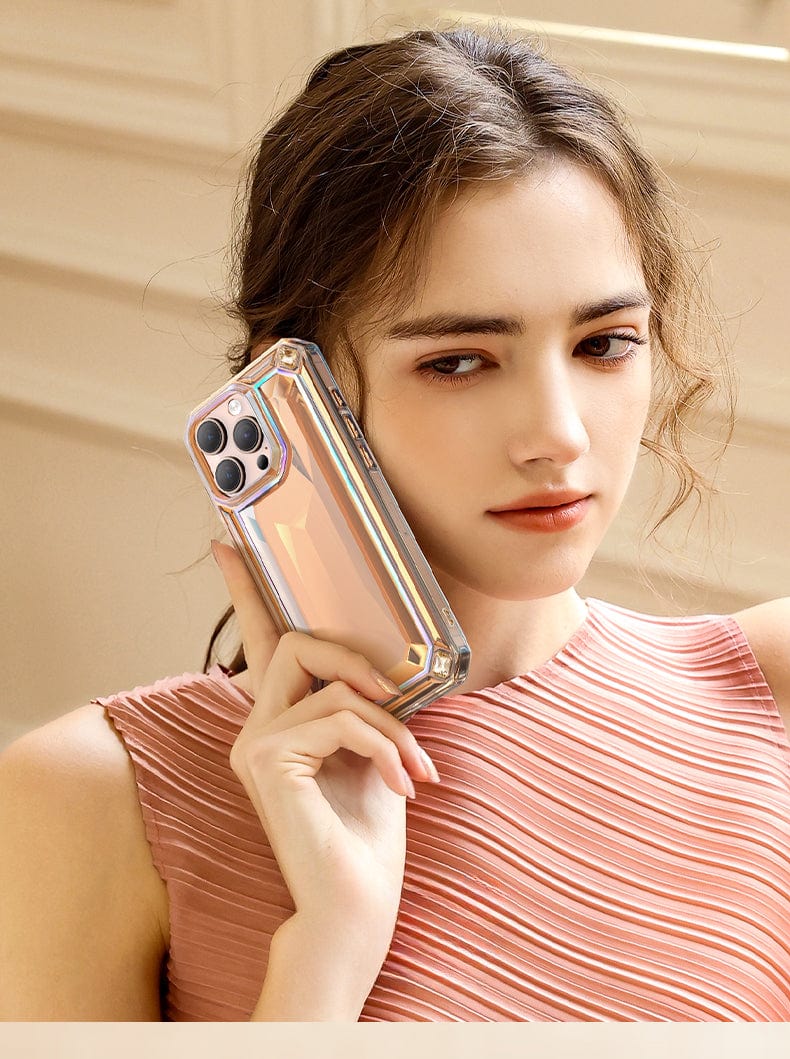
[732,596,790,735]
[0,704,169,1020]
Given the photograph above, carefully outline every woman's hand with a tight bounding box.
[211,539,439,932]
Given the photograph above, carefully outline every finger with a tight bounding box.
[211,539,279,686]
[259,630,401,727]
[263,712,417,800]
[260,680,438,784]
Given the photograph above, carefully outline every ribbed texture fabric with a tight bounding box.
[97,598,790,1021]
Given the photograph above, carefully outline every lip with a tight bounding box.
[488,490,591,512]
[487,495,592,534]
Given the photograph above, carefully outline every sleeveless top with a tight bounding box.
[95,598,790,1021]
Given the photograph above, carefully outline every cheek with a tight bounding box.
[631,379,653,443]
[368,394,456,468]
[600,360,652,437]
[365,407,430,496]
[366,403,474,529]
[596,409,648,472]
[608,390,650,438]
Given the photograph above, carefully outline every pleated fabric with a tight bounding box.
[96,598,790,1021]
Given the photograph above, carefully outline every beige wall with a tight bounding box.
[2,1,789,748]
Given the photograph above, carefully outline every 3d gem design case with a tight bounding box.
[185,338,470,722]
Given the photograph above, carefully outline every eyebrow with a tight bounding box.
[384,290,652,340]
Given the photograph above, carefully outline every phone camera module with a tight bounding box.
[215,457,246,495]
[196,418,226,455]
[233,417,262,453]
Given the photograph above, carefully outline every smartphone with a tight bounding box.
[185,338,470,722]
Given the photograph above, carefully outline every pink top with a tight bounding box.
[97,598,790,1021]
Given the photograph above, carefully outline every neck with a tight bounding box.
[435,576,589,696]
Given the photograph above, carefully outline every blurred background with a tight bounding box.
[1,0,789,748]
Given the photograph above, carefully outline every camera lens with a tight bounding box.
[215,458,245,495]
[233,417,262,453]
[196,418,226,455]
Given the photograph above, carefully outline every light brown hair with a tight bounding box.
[205,23,735,672]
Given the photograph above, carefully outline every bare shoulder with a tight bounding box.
[731,597,790,734]
[0,702,169,1019]
[4,700,142,795]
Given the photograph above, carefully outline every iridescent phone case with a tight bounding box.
[185,338,470,722]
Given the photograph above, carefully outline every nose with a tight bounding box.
[503,360,591,468]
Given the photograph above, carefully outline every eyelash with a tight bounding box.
[416,331,648,388]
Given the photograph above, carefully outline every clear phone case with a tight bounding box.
[185,338,470,722]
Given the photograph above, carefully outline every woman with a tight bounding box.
[1,24,789,1022]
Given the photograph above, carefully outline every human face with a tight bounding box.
[347,161,653,602]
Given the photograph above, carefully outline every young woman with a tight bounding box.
[2,25,789,1023]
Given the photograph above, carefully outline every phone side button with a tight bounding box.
[356,440,377,470]
[330,388,345,409]
[341,410,362,439]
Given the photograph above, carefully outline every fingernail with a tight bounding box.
[371,669,400,697]
[419,747,441,783]
[401,767,416,800]
[210,539,223,566]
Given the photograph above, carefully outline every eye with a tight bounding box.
[416,352,489,387]
[577,331,648,367]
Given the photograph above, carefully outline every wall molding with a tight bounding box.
[0,212,227,307]
[0,1,365,168]
[1,359,188,459]
[0,43,238,169]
